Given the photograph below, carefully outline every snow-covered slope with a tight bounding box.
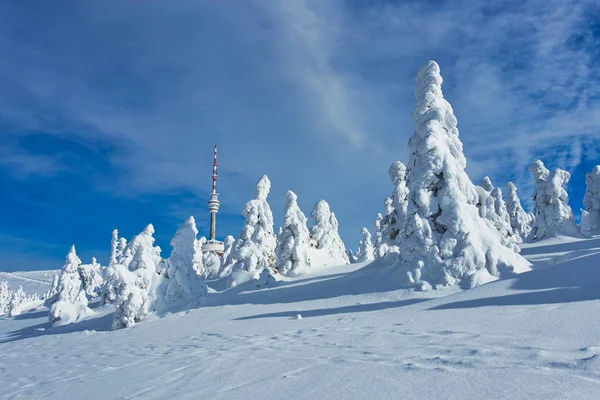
[1,238,599,399]
[0,270,56,293]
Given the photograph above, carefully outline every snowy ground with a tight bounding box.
[1,238,600,399]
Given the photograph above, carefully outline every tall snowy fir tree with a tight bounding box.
[506,182,534,241]
[377,161,409,264]
[580,166,600,236]
[78,257,104,298]
[529,160,579,240]
[163,217,208,305]
[0,281,10,316]
[49,245,93,325]
[373,213,387,259]
[218,235,235,278]
[479,176,494,193]
[276,190,312,276]
[225,175,277,287]
[113,224,165,329]
[355,228,375,263]
[202,251,221,279]
[310,200,349,266]
[110,229,119,265]
[397,60,530,289]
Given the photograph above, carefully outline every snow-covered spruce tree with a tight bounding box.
[580,166,600,236]
[529,160,579,240]
[346,249,358,264]
[355,227,375,263]
[8,286,26,317]
[397,61,530,289]
[164,217,207,305]
[113,224,164,329]
[373,213,384,252]
[194,236,206,276]
[383,161,409,243]
[78,257,104,299]
[110,229,119,265]
[226,175,277,287]
[506,182,534,241]
[276,190,312,276]
[117,237,127,259]
[217,235,235,278]
[479,176,494,193]
[0,281,10,316]
[202,252,221,279]
[49,246,93,324]
[309,200,349,266]
[475,177,517,246]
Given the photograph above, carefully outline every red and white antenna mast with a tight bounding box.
[206,144,221,245]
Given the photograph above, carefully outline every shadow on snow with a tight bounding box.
[430,250,600,310]
[234,298,431,321]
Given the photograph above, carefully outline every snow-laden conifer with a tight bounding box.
[194,237,206,276]
[78,257,104,299]
[346,249,358,264]
[276,190,312,276]
[163,216,207,304]
[113,224,164,329]
[580,166,600,236]
[373,213,384,251]
[117,237,127,261]
[506,182,534,241]
[8,286,26,317]
[49,246,93,324]
[110,229,119,265]
[355,228,375,263]
[218,235,235,278]
[480,176,494,193]
[309,200,349,266]
[397,61,530,289]
[529,160,579,240]
[226,175,277,287]
[383,161,409,243]
[202,252,221,279]
[0,281,10,316]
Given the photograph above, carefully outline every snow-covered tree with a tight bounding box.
[580,166,600,236]
[373,213,384,250]
[8,286,26,317]
[346,249,358,264]
[355,228,375,263]
[78,257,104,298]
[475,177,517,247]
[309,200,349,266]
[397,61,530,289]
[225,175,277,287]
[193,237,206,276]
[276,190,312,276]
[0,281,10,316]
[506,182,534,241]
[49,246,93,325]
[110,229,119,265]
[113,224,164,329]
[163,217,207,305]
[117,237,127,260]
[529,160,579,240]
[218,235,235,278]
[202,252,221,280]
[479,176,494,193]
[383,161,409,243]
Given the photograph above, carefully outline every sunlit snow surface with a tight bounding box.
[1,237,600,399]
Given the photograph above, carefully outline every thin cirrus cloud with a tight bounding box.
[0,0,598,269]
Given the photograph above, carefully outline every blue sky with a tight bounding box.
[0,0,599,271]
